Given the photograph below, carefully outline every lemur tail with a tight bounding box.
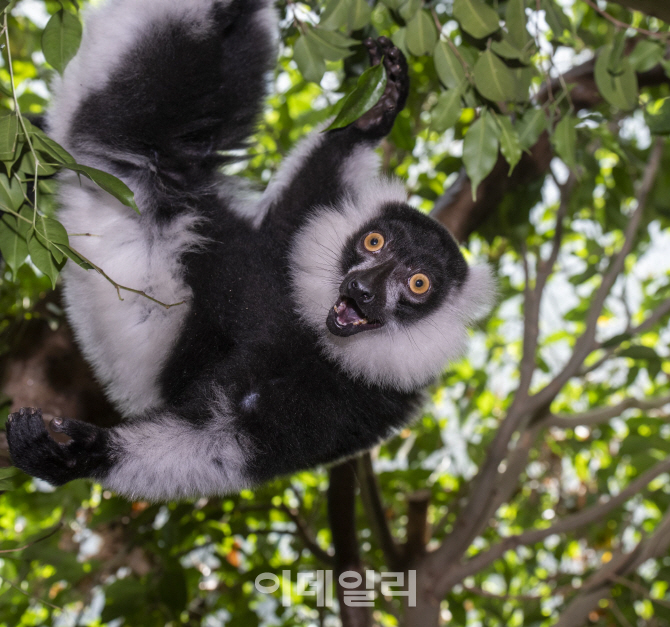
[47,0,277,193]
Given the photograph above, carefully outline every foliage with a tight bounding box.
[0,0,669,626]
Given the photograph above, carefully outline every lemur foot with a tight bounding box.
[6,407,110,486]
[354,37,409,137]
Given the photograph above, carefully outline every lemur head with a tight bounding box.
[326,203,468,338]
[290,179,495,392]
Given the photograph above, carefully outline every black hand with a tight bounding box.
[354,37,410,137]
[6,408,112,486]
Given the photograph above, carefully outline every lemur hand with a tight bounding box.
[6,407,110,486]
[354,37,409,137]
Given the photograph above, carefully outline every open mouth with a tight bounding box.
[326,296,383,337]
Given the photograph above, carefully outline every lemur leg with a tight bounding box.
[6,397,251,500]
[258,37,410,244]
[49,0,277,184]
[50,0,277,416]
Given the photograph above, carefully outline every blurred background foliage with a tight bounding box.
[0,0,670,626]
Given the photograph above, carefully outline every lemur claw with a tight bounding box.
[354,37,409,137]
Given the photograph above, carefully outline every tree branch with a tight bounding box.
[527,137,665,414]
[328,461,371,627]
[405,490,431,562]
[554,510,670,627]
[610,0,670,23]
[356,453,403,571]
[280,504,334,565]
[434,455,670,592]
[545,394,670,428]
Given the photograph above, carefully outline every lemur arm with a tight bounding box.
[259,37,409,243]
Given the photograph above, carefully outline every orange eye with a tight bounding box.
[364,232,385,252]
[409,273,430,295]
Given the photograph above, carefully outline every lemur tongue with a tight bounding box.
[335,298,367,326]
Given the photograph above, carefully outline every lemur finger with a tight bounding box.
[50,416,100,445]
[364,37,383,66]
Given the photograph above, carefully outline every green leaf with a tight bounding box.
[517,107,547,150]
[491,38,525,61]
[0,172,26,211]
[398,0,422,22]
[381,0,404,10]
[0,213,28,273]
[62,245,95,270]
[541,0,570,39]
[434,40,466,89]
[391,27,409,57]
[453,0,500,40]
[600,332,631,349]
[594,44,638,111]
[406,10,438,57]
[619,346,660,361]
[0,113,18,161]
[293,34,326,84]
[30,129,76,165]
[505,0,531,50]
[495,114,522,173]
[28,230,62,288]
[34,215,69,263]
[463,109,500,199]
[348,0,372,30]
[61,163,140,214]
[629,40,664,73]
[320,0,350,30]
[304,27,356,62]
[473,50,518,102]
[431,86,464,132]
[552,114,577,170]
[41,9,82,74]
[510,65,536,101]
[327,62,387,130]
[645,98,670,135]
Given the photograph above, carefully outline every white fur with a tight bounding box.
[255,128,328,221]
[47,0,234,150]
[104,388,251,500]
[290,180,496,391]
[59,174,202,415]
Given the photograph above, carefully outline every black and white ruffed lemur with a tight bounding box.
[6,0,494,500]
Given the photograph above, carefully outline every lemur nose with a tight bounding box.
[349,279,374,303]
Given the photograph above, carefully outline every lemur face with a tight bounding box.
[326,203,469,337]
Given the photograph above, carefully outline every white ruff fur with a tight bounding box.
[104,388,250,500]
[290,179,496,392]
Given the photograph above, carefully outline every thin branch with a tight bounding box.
[434,455,670,593]
[280,504,334,565]
[554,510,670,627]
[610,575,670,610]
[545,394,670,428]
[527,137,665,414]
[427,178,574,577]
[0,523,63,554]
[66,245,185,310]
[356,453,403,570]
[584,0,669,39]
[0,577,63,612]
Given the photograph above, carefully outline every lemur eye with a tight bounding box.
[409,273,430,295]
[364,232,385,252]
